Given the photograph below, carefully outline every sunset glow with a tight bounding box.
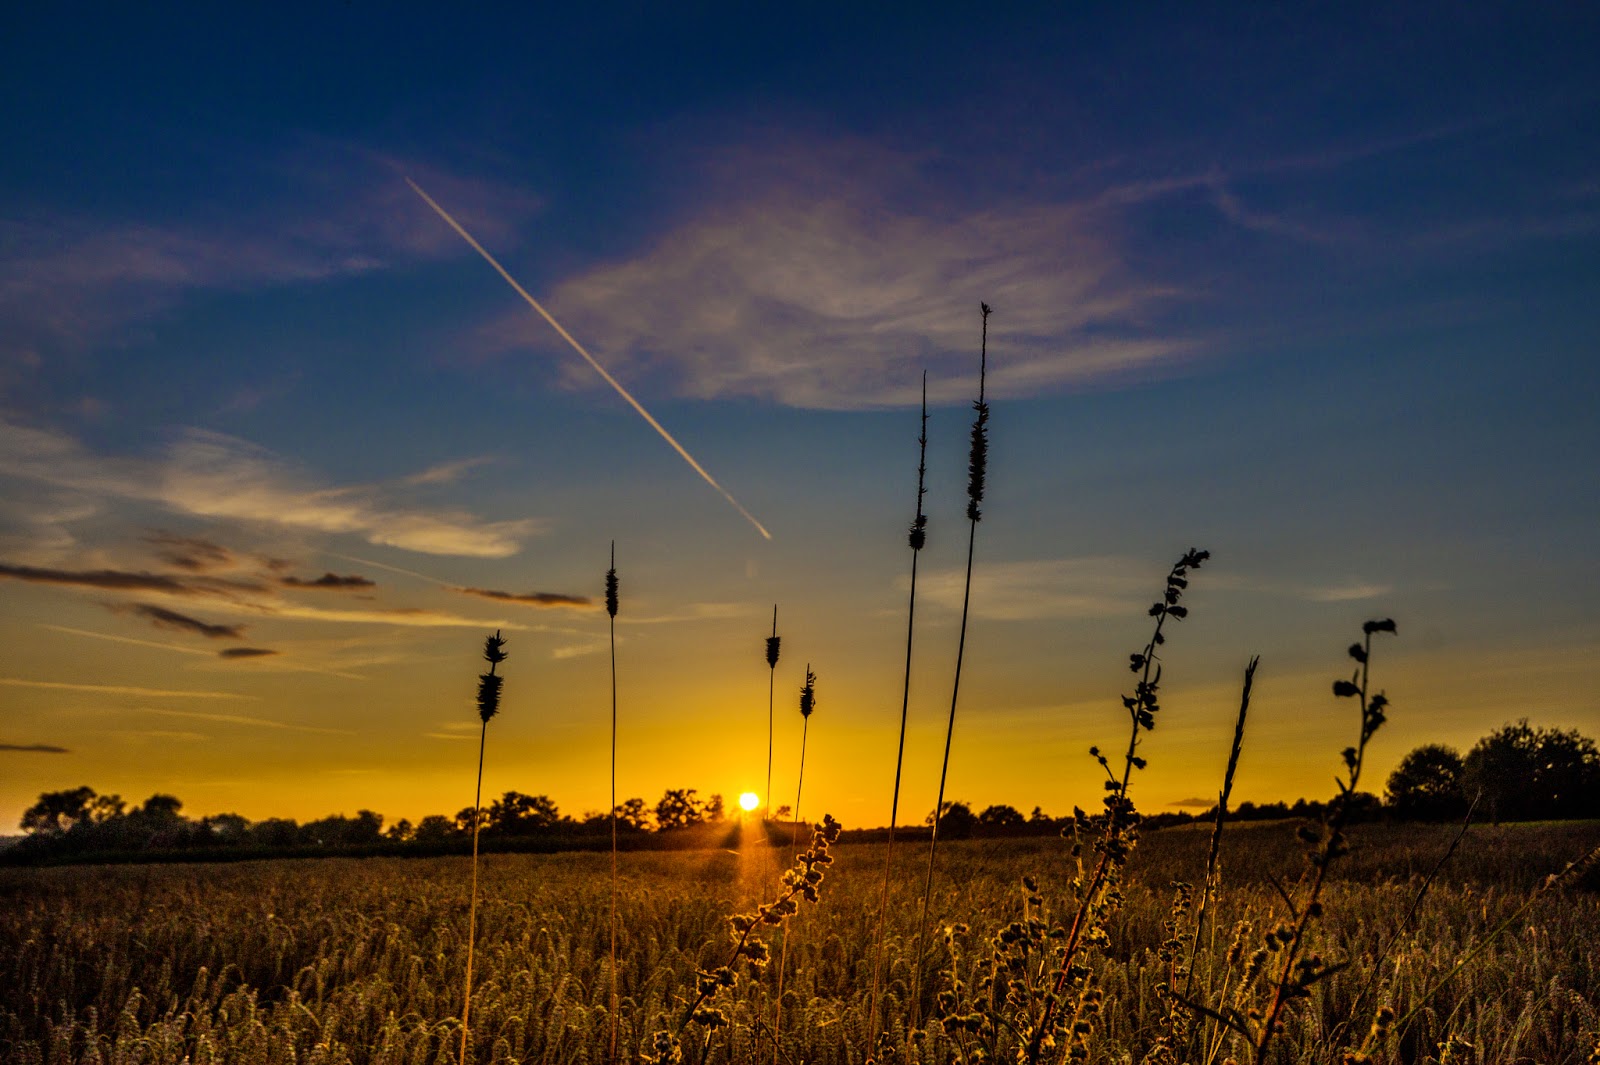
[0,7,1596,840]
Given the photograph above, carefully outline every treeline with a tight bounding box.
[6,786,738,864]
[10,719,1594,864]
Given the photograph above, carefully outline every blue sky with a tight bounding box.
[2,5,1597,829]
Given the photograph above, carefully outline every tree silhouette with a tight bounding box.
[1385,744,1466,821]
[1464,720,1600,821]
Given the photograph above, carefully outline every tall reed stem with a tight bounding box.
[460,631,506,1065]
[773,665,816,1065]
[867,371,929,1059]
[914,303,990,1021]
[606,546,619,1065]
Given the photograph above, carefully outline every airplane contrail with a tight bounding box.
[404,177,773,541]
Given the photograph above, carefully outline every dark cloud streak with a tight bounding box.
[129,604,245,640]
[456,586,592,608]
[281,572,375,589]
[0,743,71,753]
[219,647,278,658]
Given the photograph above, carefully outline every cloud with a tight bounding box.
[0,416,539,559]
[0,742,70,753]
[144,532,236,572]
[480,142,1189,411]
[456,587,592,609]
[1305,582,1393,603]
[281,572,376,590]
[128,604,245,640]
[917,557,1154,621]
[0,561,196,593]
[218,647,279,659]
[1168,796,1216,809]
[0,149,542,364]
[0,677,250,699]
[132,707,353,735]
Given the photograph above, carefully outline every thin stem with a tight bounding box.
[773,712,809,1065]
[608,542,619,1065]
[915,308,990,1024]
[868,372,929,1059]
[460,719,487,1065]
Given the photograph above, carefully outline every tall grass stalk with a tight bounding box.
[765,607,781,827]
[773,665,816,1065]
[914,303,991,1020]
[867,371,930,1059]
[460,630,507,1065]
[605,546,620,1065]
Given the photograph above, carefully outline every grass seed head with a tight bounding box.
[799,666,816,718]
[605,542,618,619]
[476,630,507,722]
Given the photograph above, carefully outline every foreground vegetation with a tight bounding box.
[3,821,1597,1064]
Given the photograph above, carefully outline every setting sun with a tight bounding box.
[738,792,760,812]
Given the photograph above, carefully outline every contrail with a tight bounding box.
[404,178,773,541]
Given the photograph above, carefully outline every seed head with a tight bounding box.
[476,629,506,722]
[766,605,781,669]
[605,542,619,619]
[799,666,816,719]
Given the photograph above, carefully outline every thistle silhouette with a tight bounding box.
[461,629,506,1065]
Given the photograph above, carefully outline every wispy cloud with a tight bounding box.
[0,742,71,753]
[0,677,251,699]
[218,647,278,659]
[0,560,255,595]
[0,150,541,365]
[917,557,1153,621]
[455,586,592,609]
[127,603,245,640]
[143,532,237,572]
[281,572,376,590]
[1304,582,1393,603]
[0,416,539,558]
[39,623,214,657]
[478,141,1188,411]
[132,707,353,735]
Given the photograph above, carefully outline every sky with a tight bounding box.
[2,5,1598,833]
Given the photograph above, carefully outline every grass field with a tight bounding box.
[3,820,1598,1064]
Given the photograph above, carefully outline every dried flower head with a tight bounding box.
[766,608,781,670]
[476,630,506,723]
[605,542,619,619]
[799,666,816,719]
[966,304,992,523]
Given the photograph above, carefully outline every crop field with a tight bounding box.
[3,820,1598,1065]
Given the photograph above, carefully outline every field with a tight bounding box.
[3,820,1598,1064]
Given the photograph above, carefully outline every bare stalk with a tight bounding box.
[914,303,991,1021]
[867,371,930,1059]
[773,666,816,1065]
[606,546,620,1065]
[460,630,506,1065]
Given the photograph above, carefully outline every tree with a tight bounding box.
[1386,744,1466,820]
[20,786,97,834]
[977,804,1025,829]
[414,815,457,843]
[385,818,415,842]
[926,801,976,840]
[1465,720,1600,821]
[487,791,560,835]
[655,788,706,830]
[611,797,652,831]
